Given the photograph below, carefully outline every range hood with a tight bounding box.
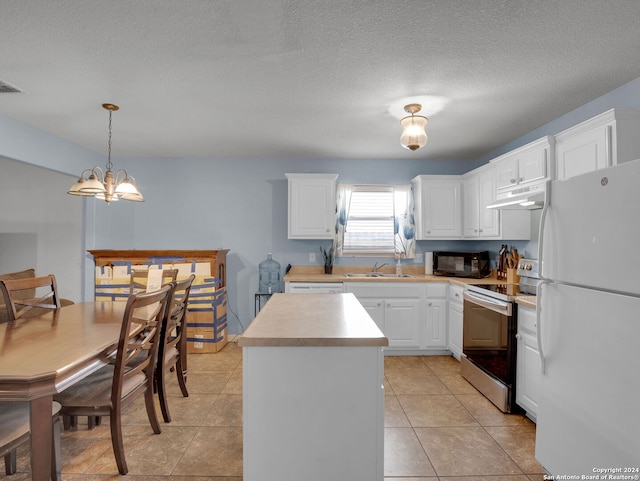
[486,181,546,210]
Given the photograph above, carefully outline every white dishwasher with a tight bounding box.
[285,282,345,294]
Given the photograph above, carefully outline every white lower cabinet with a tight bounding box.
[447,284,464,359]
[384,298,423,348]
[357,297,385,333]
[425,283,448,348]
[516,304,540,421]
[346,283,423,350]
[346,282,449,353]
[353,295,423,348]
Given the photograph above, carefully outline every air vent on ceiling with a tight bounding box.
[0,79,25,94]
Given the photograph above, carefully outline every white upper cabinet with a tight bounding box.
[462,175,480,237]
[463,165,500,238]
[463,164,530,240]
[412,175,462,239]
[492,136,554,191]
[555,109,640,180]
[286,173,338,239]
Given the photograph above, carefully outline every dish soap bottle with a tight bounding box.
[395,258,403,277]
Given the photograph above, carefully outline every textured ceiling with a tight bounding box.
[2,1,640,161]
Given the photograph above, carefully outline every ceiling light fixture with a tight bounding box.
[400,103,428,151]
[67,103,143,203]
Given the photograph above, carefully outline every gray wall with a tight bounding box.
[0,156,83,301]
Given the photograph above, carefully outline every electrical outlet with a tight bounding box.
[415,252,424,264]
[309,252,316,263]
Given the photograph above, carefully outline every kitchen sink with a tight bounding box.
[344,272,414,278]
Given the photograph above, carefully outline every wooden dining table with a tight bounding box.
[0,301,128,481]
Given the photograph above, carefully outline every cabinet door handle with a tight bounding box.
[377,302,382,307]
[428,302,432,306]
[510,178,517,184]
[515,333,521,340]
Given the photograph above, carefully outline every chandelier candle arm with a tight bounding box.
[67,103,144,203]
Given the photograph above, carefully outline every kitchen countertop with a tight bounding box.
[515,296,537,309]
[285,265,538,307]
[238,292,389,347]
[284,265,501,287]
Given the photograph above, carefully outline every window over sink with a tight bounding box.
[335,183,415,258]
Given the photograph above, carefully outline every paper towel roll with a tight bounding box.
[425,252,433,275]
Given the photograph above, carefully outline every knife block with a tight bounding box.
[506,268,520,284]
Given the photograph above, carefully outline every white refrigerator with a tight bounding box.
[536,159,640,474]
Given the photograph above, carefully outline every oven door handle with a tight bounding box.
[463,290,512,316]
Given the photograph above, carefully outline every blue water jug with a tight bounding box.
[259,253,281,293]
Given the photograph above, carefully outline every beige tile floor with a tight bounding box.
[5,338,547,480]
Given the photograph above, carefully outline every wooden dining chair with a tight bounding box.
[156,274,195,422]
[0,401,62,481]
[77,268,178,432]
[54,285,171,475]
[0,274,61,322]
[129,268,178,295]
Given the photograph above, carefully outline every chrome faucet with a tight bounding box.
[372,262,388,272]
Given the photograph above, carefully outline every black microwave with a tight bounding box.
[433,251,490,278]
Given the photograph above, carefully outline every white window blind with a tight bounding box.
[343,187,396,254]
[336,184,414,256]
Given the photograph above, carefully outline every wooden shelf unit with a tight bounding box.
[88,249,228,287]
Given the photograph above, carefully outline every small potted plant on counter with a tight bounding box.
[320,244,334,274]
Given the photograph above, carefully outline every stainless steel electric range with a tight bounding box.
[460,259,539,413]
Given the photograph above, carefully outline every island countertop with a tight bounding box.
[238,292,388,347]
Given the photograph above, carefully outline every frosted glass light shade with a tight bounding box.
[67,178,94,196]
[78,174,107,194]
[114,178,139,195]
[120,191,144,202]
[400,115,428,151]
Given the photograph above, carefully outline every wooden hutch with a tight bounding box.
[88,249,229,352]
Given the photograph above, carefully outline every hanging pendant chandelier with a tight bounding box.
[399,103,428,151]
[67,103,144,203]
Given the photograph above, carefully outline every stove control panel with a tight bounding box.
[516,258,539,279]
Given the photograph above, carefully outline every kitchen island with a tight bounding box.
[238,292,388,481]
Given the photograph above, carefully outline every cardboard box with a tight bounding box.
[186,287,228,353]
[186,325,227,353]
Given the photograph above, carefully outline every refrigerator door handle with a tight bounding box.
[536,279,551,374]
[537,180,551,280]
